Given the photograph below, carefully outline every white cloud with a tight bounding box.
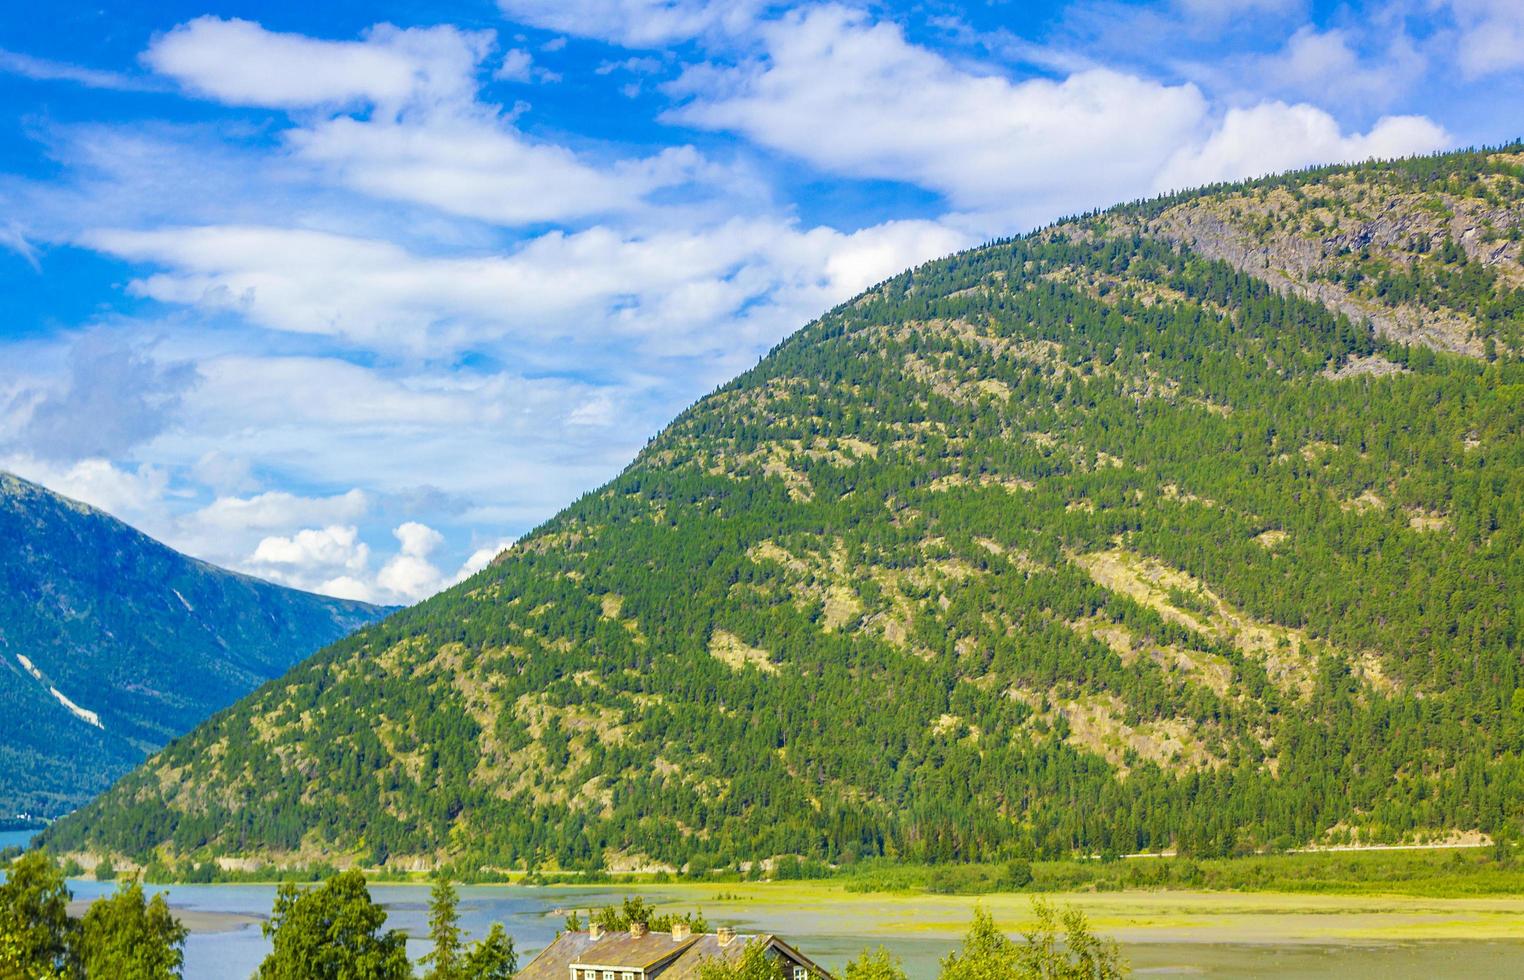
[1156,103,1450,191]
[497,0,773,47]
[246,524,376,600]
[190,488,370,534]
[144,17,490,114]
[1447,0,1524,77]
[456,539,515,581]
[83,215,965,355]
[138,16,704,228]
[667,6,1209,225]
[376,521,447,602]
[1176,24,1426,111]
[314,575,379,603]
[244,521,456,604]
[287,118,698,226]
[0,47,148,91]
[568,394,618,427]
[251,524,369,570]
[495,48,534,81]
[668,6,1453,231]
[0,223,40,271]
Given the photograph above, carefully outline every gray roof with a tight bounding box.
[517,930,833,980]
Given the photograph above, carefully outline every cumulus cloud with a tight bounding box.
[252,524,369,570]
[242,519,465,603]
[1157,103,1450,191]
[376,521,447,601]
[247,524,375,600]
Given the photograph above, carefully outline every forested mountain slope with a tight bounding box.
[0,473,389,818]
[47,146,1524,872]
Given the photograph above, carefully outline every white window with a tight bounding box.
[793,967,808,980]
[604,972,615,980]
[624,973,635,980]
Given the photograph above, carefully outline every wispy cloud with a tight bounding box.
[0,47,152,91]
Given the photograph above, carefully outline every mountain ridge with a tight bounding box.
[0,471,392,817]
[46,144,1524,872]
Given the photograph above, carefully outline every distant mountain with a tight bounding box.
[49,145,1524,870]
[0,472,390,818]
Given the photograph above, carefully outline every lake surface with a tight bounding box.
[0,829,39,850]
[36,881,1524,979]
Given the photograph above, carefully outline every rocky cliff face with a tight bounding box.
[1104,152,1524,357]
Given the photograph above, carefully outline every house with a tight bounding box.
[516,919,835,980]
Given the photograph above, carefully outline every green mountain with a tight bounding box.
[0,472,390,819]
[47,146,1524,871]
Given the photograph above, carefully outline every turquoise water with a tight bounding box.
[0,829,39,850]
[35,882,1524,979]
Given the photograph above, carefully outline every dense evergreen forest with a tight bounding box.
[44,145,1524,876]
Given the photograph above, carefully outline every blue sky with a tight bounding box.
[2,0,1521,604]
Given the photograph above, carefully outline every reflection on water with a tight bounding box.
[34,882,1524,980]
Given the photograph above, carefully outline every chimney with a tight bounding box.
[717,927,735,947]
[672,922,691,942]
[631,922,648,938]
[588,915,603,941]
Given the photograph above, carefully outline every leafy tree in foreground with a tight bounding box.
[1,851,189,979]
[1015,898,1126,980]
[937,907,1017,980]
[256,869,409,980]
[696,941,786,980]
[0,850,75,979]
[460,923,517,979]
[843,947,909,980]
[938,902,1127,980]
[421,879,517,980]
[76,878,188,980]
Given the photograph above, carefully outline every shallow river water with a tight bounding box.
[4,832,1522,979]
[60,881,1524,979]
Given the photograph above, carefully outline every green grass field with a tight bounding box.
[537,875,1524,945]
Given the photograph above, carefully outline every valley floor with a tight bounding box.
[638,881,1524,943]
[52,875,1524,979]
